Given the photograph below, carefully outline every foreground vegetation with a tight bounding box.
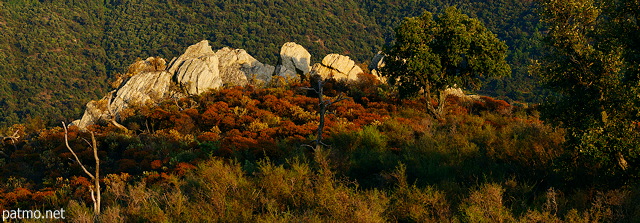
[1,77,638,222]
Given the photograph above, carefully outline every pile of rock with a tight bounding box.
[73,40,379,129]
[74,40,279,129]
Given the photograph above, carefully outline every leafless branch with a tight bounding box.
[2,130,20,144]
[63,122,95,180]
[62,122,101,215]
[306,76,350,150]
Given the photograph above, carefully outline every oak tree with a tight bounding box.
[537,0,640,181]
[382,7,510,118]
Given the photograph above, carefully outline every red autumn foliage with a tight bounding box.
[173,162,196,176]
[151,160,163,169]
[201,101,231,127]
[222,129,259,151]
[170,113,197,134]
[145,172,168,183]
[149,107,171,120]
[480,96,512,115]
[469,96,512,115]
[1,187,33,206]
[197,131,221,142]
[70,176,93,202]
[31,190,55,202]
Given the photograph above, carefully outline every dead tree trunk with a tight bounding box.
[1,130,20,143]
[1,130,20,155]
[303,76,348,150]
[62,122,101,215]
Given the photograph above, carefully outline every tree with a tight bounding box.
[62,123,101,216]
[536,0,640,182]
[381,6,510,118]
[303,75,349,150]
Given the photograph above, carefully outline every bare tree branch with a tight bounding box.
[63,122,95,180]
[305,76,350,150]
[2,130,20,143]
[91,131,101,214]
[62,122,101,215]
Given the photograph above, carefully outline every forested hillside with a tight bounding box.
[0,0,541,127]
[2,0,640,221]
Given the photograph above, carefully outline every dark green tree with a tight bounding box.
[382,7,510,118]
[536,0,640,182]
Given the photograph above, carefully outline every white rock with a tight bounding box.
[74,40,278,130]
[216,47,275,86]
[311,54,363,81]
[111,71,173,110]
[167,40,224,94]
[175,55,222,95]
[368,51,385,71]
[369,51,386,81]
[75,98,111,129]
[76,70,173,129]
[167,40,216,74]
[278,42,311,78]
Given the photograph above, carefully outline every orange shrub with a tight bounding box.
[223,129,259,151]
[197,131,220,142]
[149,107,171,120]
[70,176,93,203]
[2,187,33,206]
[170,113,197,134]
[173,162,196,176]
[201,101,231,127]
[470,96,512,115]
[151,160,163,169]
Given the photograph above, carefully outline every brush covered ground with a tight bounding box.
[1,74,638,222]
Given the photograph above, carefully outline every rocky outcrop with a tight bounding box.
[74,40,276,130]
[168,40,222,95]
[276,42,311,79]
[74,69,174,129]
[73,98,112,129]
[442,87,481,102]
[168,40,215,74]
[74,41,388,130]
[168,40,276,91]
[174,55,221,95]
[109,70,174,114]
[310,54,364,81]
[216,47,275,86]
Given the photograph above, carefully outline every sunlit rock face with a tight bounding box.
[311,53,364,81]
[168,40,223,95]
[276,42,311,79]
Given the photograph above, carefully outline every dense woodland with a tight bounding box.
[2,0,640,222]
[0,0,542,127]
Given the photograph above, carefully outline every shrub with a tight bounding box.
[462,183,515,222]
[385,164,452,222]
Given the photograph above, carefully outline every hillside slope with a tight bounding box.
[0,0,541,127]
